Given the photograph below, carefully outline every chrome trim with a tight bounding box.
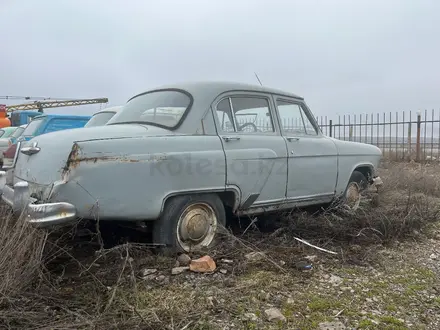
[0,177,77,229]
[20,141,40,155]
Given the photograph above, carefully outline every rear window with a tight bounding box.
[107,90,191,129]
[85,111,115,127]
[22,118,43,136]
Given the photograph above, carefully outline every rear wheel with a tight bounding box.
[342,170,368,211]
[153,194,226,254]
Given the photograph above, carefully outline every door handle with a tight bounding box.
[222,136,241,142]
[287,137,300,142]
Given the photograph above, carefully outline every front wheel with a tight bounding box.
[153,194,226,254]
[342,170,368,211]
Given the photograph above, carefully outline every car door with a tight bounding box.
[273,96,338,201]
[213,92,288,209]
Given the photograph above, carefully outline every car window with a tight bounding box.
[10,126,25,138]
[107,90,191,129]
[215,99,235,132]
[276,100,317,135]
[215,96,274,133]
[22,118,44,136]
[85,111,115,127]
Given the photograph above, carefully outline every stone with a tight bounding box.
[177,253,192,266]
[189,255,216,273]
[305,255,318,262]
[244,251,266,262]
[264,307,286,322]
[429,253,437,260]
[221,259,234,264]
[171,266,189,275]
[328,275,343,286]
[139,268,157,277]
[318,321,346,329]
[219,269,227,274]
[243,313,258,322]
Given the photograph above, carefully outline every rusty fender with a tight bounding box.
[62,142,167,177]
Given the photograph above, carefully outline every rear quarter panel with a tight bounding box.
[55,135,226,220]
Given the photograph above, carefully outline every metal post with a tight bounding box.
[416,111,421,162]
[329,120,333,137]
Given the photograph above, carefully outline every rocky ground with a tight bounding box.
[1,161,440,329]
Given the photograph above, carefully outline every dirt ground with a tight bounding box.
[1,161,440,330]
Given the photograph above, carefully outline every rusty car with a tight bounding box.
[0,81,382,253]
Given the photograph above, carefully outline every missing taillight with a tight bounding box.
[4,143,17,159]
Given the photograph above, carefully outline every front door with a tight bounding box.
[213,93,288,209]
[273,97,338,201]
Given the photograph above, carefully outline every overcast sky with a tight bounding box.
[1,0,440,118]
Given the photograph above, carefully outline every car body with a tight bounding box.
[0,125,26,167]
[84,106,122,128]
[9,110,42,127]
[18,113,91,142]
[0,127,18,139]
[0,81,382,253]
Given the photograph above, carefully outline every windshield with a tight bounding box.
[107,90,191,128]
[10,126,25,138]
[84,111,115,127]
[22,119,43,137]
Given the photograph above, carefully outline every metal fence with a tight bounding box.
[316,110,440,162]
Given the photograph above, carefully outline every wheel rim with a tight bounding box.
[345,182,361,210]
[176,202,218,252]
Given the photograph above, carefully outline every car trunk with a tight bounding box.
[13,124,173,187]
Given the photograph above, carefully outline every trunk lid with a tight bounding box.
[13,124,173,186]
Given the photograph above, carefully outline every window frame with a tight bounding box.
[213,92,279,136]
[107,88,194,131]
[273,97,320,137]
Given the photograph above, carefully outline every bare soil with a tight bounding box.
[1,160,440,330]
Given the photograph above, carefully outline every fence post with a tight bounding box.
[329,120,333,137]
[407,124,412,161]
[349,125,353,141]
[416,111,421,162]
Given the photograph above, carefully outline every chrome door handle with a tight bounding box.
[287,137,300,142]
[222,136,241,142]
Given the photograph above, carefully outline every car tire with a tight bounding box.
[342,170,368,210]
[153,193,226,254]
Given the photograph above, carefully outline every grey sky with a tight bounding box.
[1,0,440,118]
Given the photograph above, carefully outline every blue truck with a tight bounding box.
[2,113,91,168]
[9,110,41,127]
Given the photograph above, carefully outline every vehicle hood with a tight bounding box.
[14,124,177,187]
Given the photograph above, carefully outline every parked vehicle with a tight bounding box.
[0,125,26,167]
[0,127,18,139]
[1,125,27,169]
[18,113,91,142]
[84,106,122,128]
[1,114,90,171]
[0,82,382,253]
[9,110,41,127]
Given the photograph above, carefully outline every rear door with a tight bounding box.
[273,97,338,201]
[213,92,288,209]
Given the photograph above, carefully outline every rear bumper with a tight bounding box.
[0,171,77,229]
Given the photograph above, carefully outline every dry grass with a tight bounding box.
[0,207,47,301]
[1,160,440,329]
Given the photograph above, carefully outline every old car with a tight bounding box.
[84,106,122,128]
[0,81,382,253]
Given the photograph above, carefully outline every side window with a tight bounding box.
[215,99,235,132]
[276,100,317,135]
[230,97,274,133]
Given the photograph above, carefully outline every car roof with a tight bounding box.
[33,113,91,120]
[130,81,304,101]
[93,106,123,115]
